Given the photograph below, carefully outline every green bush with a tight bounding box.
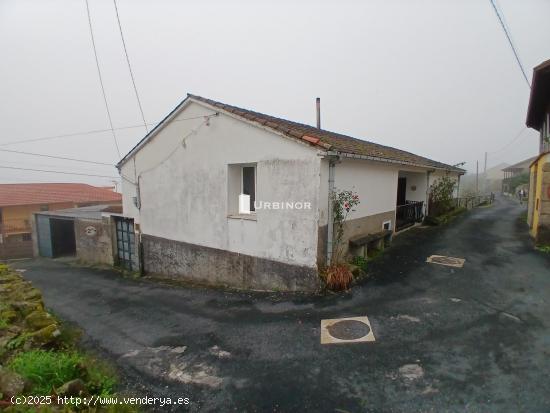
[9,350,84,395]
[351,255,368,272]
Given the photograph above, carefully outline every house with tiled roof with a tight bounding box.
[0,183,121,259]
[526,58,550,244]
[117,94,464,291]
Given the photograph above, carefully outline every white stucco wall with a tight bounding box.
[398,170,429,203]
[328,159,460,221]
[120,101,323,267]
[333,158,399,220]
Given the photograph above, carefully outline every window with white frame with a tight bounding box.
[228,163,257,215]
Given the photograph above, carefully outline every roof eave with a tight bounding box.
[335,151,465,174]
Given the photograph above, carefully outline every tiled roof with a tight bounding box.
[0,183,122,208]
[118,94,464,173]
[188,95,464,172]
[502,156,537,171]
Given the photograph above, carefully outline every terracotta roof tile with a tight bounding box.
[0,183,122,208]
[188,94,464,172]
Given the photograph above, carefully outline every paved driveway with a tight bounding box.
[14,196,550,412]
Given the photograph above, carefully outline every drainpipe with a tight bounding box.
[326,152,340,265]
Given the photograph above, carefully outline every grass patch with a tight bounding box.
[8,350,117,396]
[535,245,550,254]
[9,350,84,395]
[0,264,125,408]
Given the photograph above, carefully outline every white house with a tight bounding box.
[117,94,464,291]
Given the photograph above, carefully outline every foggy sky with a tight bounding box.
[1,0,549,187]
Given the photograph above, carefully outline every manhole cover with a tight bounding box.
[320,316,375,344]
[327,319,371,340]
[426,255,465,268]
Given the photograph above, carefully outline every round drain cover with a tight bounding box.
[327,319,370,340]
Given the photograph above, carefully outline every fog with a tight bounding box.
[1,0,548,186]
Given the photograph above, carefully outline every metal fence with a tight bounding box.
[428,193,495,218]
[454,193,495,210]
[396,201,424,231]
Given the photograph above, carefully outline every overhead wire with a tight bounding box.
[113,0,149,132]
[0,148,115,166]
[489,0,531,89]
[0,114,217,147]
[0,166,119,179]
[487,126,527,154]
[85,0,122,158]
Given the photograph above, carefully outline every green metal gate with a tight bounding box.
[115,217,135,271]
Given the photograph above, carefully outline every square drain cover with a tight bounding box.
[426,255,465,268]
[321,316,375,344]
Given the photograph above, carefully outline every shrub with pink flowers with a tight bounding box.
[323,189,360,290]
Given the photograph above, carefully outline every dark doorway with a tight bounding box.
[397,177,407,206]
[50,219,76,257]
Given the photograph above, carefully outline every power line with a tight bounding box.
[85,0,122,158]
[0,166,119,179]
[488,126,527,154]
[113,0,149,133]
[0,114,217,147]
[489,0,531,89]
[0,148,115,166]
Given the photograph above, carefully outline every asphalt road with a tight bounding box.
[14,195,550,412]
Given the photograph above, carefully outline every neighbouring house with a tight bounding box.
[117,94,464,292]
[526,59,550,244]
[501,156,536,194]
[0,183,122,259]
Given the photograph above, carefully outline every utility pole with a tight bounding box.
[476,160,479,194]
[483,152,487,193]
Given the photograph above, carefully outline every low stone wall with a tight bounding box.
[142,234,320,292]
[0,265,61,358]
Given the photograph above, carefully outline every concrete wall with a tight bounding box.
[120,100,323,290]
[74,217,115,266]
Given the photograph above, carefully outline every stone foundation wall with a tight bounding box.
[142,234,320,292]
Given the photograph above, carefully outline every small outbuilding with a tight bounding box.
[32,204,139,271]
